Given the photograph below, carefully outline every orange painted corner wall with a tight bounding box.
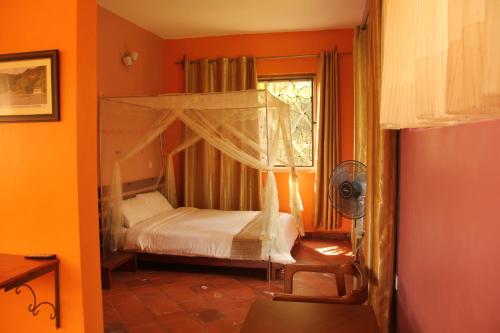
[97,6,166,97]
[164,30,354,233]
[97,5,168,186]
[0,1,102,333]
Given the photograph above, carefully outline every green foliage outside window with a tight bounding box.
[258,78,314,167]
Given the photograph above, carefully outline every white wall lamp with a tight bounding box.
[122,51,139,68]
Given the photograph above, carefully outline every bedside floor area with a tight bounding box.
[103,239,353,333]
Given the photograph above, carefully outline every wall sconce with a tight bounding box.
[122,51,139,67]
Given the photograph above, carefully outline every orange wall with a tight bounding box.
[0,1,102,332]
[97,6,167,186]
[164,30,354,233]
[97,6,166,96]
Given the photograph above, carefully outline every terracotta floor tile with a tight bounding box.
[202,294,246,313]
[205,275,238,286]
[104,322,129,333]
[103,239,353,333]
[103,298,113,308]
[108,291,141,307]
[114,271,146,282]
[196,308,225,323]
[131,284,163,296]
[140,294,181,316]
[141,270,174,279]
[148,275,178,287]
[161,283,201,303]
[176,273,209,285]
[190,283,217,294]
[234,278,269,290]
[114,302,156,327]
[204,318,239,333]
[103,306,122,325]
[179,297,212,313]
[126,277,153,288]
[219,285,257,300]
[157,311,205,333]
[127,321,167,333]
[222,307,250,324]
[103,282,130,296]
[216,280,247,290]
[155,311,189,325]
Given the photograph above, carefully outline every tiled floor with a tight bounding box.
[103,239,353,333]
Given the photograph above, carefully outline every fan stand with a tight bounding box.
[353,217,365,263]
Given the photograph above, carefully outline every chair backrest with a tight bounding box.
[335,261,368,304]
[276,261,369,305]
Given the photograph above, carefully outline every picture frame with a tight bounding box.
[0,50,60,122]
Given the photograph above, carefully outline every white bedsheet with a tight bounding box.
[123,207,298,264]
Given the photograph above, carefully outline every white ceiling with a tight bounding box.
[97,0,367,39]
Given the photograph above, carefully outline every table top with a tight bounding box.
[241,300,380,333]
[0,253,59,289]
[101,251,135,269]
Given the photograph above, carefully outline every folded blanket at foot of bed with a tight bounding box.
[230,212,263,260]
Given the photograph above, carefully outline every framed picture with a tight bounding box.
[0,50,59,122]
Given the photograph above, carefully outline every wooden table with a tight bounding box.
[101,251,136,289]
[0,253,60,329]
[241,300,380,333]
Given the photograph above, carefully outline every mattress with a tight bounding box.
[122,207,298,264]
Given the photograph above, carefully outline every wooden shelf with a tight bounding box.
[0,253,60,329]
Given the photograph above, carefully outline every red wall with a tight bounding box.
[397,120,500,332]
[164,30,354,232]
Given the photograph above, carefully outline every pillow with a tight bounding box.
[122,191,173,228]
[121,196,150,228]
[136,191,173,215]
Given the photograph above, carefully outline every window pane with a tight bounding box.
[258,79,314,167]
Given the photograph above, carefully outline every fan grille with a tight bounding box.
[329,160,367,219]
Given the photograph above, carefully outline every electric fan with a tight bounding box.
[329,160,367,260]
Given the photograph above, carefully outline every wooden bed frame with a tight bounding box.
[99,177,295,280]
[132,252,286,280]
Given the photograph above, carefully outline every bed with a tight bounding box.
[118,190,299,276]
[100,91,305,277]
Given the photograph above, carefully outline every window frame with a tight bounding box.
[258,74,317,171]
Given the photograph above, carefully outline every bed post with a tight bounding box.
[267,255,272,282]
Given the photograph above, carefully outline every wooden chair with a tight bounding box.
[273,261,368,305]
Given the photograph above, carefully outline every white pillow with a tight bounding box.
[122,191,173,228]
[121,196,150,228]
[136,191,173,215]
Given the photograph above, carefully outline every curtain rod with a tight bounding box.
[175,51,352,65]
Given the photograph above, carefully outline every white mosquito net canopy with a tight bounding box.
[100,90,304,262]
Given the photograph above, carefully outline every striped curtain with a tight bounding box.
[183,57,262,211]
[314,50,341,229]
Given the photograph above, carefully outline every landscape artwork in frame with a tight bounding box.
[0,50,59,122]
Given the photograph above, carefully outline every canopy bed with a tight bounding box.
[99,90,304,277]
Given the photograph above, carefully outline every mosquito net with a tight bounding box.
[100,90,304,262]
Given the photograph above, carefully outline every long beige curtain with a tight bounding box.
[352,26,369,252]
[314,50,341,230]
[354,1,398,332]
[380,0,500,128]
[183,57,262,211]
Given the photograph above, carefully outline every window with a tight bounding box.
[258,77,315,167]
